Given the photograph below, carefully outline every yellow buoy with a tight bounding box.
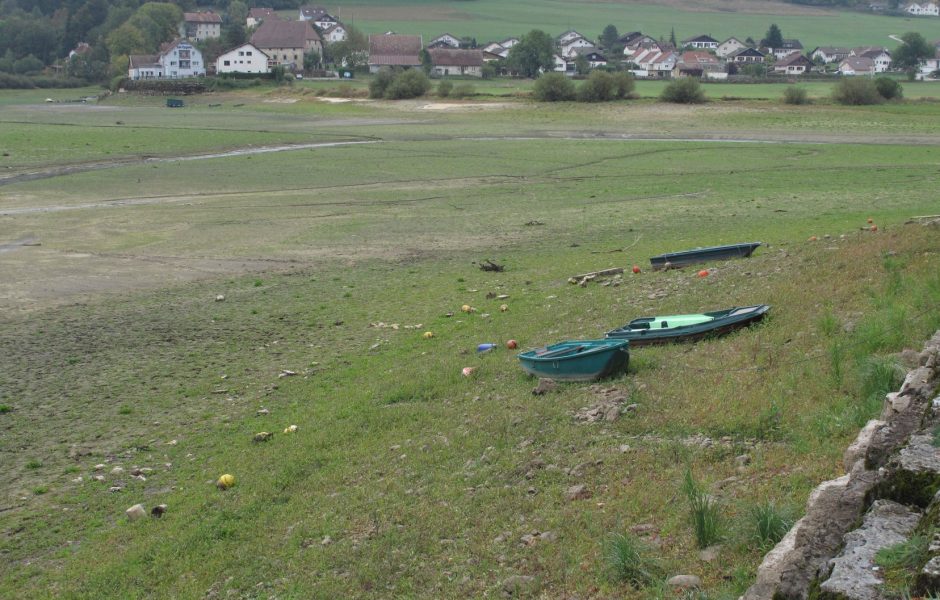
[217,474,235,490]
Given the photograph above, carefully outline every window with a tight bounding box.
[246,51,252,56]
[224,60,230,66]
[238,51,244,56]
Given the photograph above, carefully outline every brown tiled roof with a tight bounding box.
[428,48,483,67]
[775,53,812,67]
[184,12,221,24]
[679,51,719,65]
[251,20,320,49]
[369,34,422,66]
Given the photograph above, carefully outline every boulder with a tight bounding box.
[501,575,540,597]
[666,574,701,589]
[843,419,883,471]
[819,499,920,600]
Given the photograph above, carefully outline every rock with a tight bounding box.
[256,408,269,416]
[666,574,701,589]
[532,378,556,396]
[253,432,274,443]
[520,533,537,546]
[819,500,921,599]
[603,407,620,422]
[630,523,656,534]
[843,419,883,471]
[215,295,225,302]
[109,486,123,493]
[93,475,105,482]
[151,504,167,517]
[539,531,558,542]
[321,535,332,546]
[94,463,106,471]
[619,444,631,453]
[624,403,639,413]
[125,504,146,521]
[110,466,124,475]
[501,575,540,597]
[735,454,751,468]
[916,556,940,593]
[565,484,591,502]
[698,545,721,562]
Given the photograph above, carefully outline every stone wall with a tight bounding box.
[743,330,940,600]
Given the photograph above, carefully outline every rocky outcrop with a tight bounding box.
[743,330,940,600]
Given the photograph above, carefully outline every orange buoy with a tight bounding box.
[697,270,709,278]
[506,339,518,349]
[632,265,641,274]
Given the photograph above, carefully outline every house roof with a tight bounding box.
[854,46,889,57]
[618,31,644,44]
[841,56,874,71]
[184,12,221,24]
[780,39,803,49]
[720,37,744,46]
[682,34,718,44]
[251,20,320,49]
[813,46,850,55]
[129,54,160,69]
[679,50,720,65]
[321,23,344,35]
[299,5,330,18]
[220,43,269,59]
[428,48,483,67]
[775,53,812,66]
[431,33,459,41]
[730,47,765,58]
[249,8,275,18]
[369,34,422,66]
[571,47,606,59]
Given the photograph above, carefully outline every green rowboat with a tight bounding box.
[517,339,630,381]
[605,305,770,346]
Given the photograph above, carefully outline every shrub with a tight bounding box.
[532,72,575,101]
[451,83,475,99]
[782,86,810,105]
[577,70,616,102]
[751,502,792,550]
[660,77,706,104]
[832,77,883,105]
[385,69,431,99]
[13,55,44,75]
[603,533,662,587]
[368,67,395,98]
[874,76,903,100]
[612,71,635,98]
[683,469,722,548]
[436,80,453,97]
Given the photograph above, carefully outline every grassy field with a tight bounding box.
[1,89,940,598]
[290,0,940,50]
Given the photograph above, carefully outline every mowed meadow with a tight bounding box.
[276,0,940,50]
[1,87,940,598]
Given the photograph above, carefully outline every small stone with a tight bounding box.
[133,474,147,482]
[167,439,177,446]
[109,485,123,493]
[565,484,591,502]
[603,407,620,422]
[321,535,332,546]
[539,531,558,542]
[666,574,701,589]
[125,504,146,521]
[256,408,269,416]
[520,533,537,546]
[735,454,751,468]
[93,475,105,482]
[215,294,225,302]
[624,403,639,413]
[110,466,124,475]
[527,487,537,495]
[71,476,83,483]
[151,504,167,518]
[619,444,631,453]
[698,545,721,562]
[94,464,106,471]
[501,575,540,596]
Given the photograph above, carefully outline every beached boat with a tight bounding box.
[605,305,770,346]
[649,242,761,270]
[517,339,630,381]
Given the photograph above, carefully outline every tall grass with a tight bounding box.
[683,469,723,549]
[750,502,792,550]
[603,533,663,588]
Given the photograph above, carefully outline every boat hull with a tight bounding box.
[605,305,769,346]
[518,340,630,381]
[650,242,761,270]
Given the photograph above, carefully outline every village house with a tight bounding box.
[765,39,803,60]
[673,50,724,78]
[851,46,891,72]
[320,23,348,43]
[429,33,461,49]
[368,34,422,73]
[298,5,339,28]
[917,49,940,78]
[557,30,586,46]
[681,34,719,50]
[68,42,91,59]
[181,12,221,42]
[838,56,875,76]
[623,38,668,59]
[560,36,595,58]
[618,31,651,46]
[246,8,275,29]
[716,37,746,58]
[811,47,851,63]
[570,48,608,69]
[728,47,765,63]
[216,43,270,74]
[250,20,322,71]
[903,1,939,15]
[773,52,814,75]
[427,48,483,77]
[630,47,676,78]
[128,39,205,79]
[499,38,520,48]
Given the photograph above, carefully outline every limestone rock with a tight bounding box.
[916,556,940,595]
[125,504,146,521]
[819,500,920,600]
[843,419,883,471]
[564,484,591,502]
[666,574,701,589]
[698,545,721,562]
[532,378,556,396]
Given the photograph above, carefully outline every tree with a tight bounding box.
[368,67,395,98]
[106,22,146,57]
[600,24,619,50]
[782,86,809,105]
[669,28,677,47]
[227,0,248,25]
[507,29,555,78]
[532,72,575,101]
[874,77,903,100]
[419,48,432,74]
[303,49,321,72]
[612,71,634,98]
[660,77,706,103]
[892,32,932,78]
[574,53,589,76]
[832,78,883,105]
[761,24,783,49]
[384,69,431,99]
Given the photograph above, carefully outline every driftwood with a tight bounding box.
[568,267,623,282]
